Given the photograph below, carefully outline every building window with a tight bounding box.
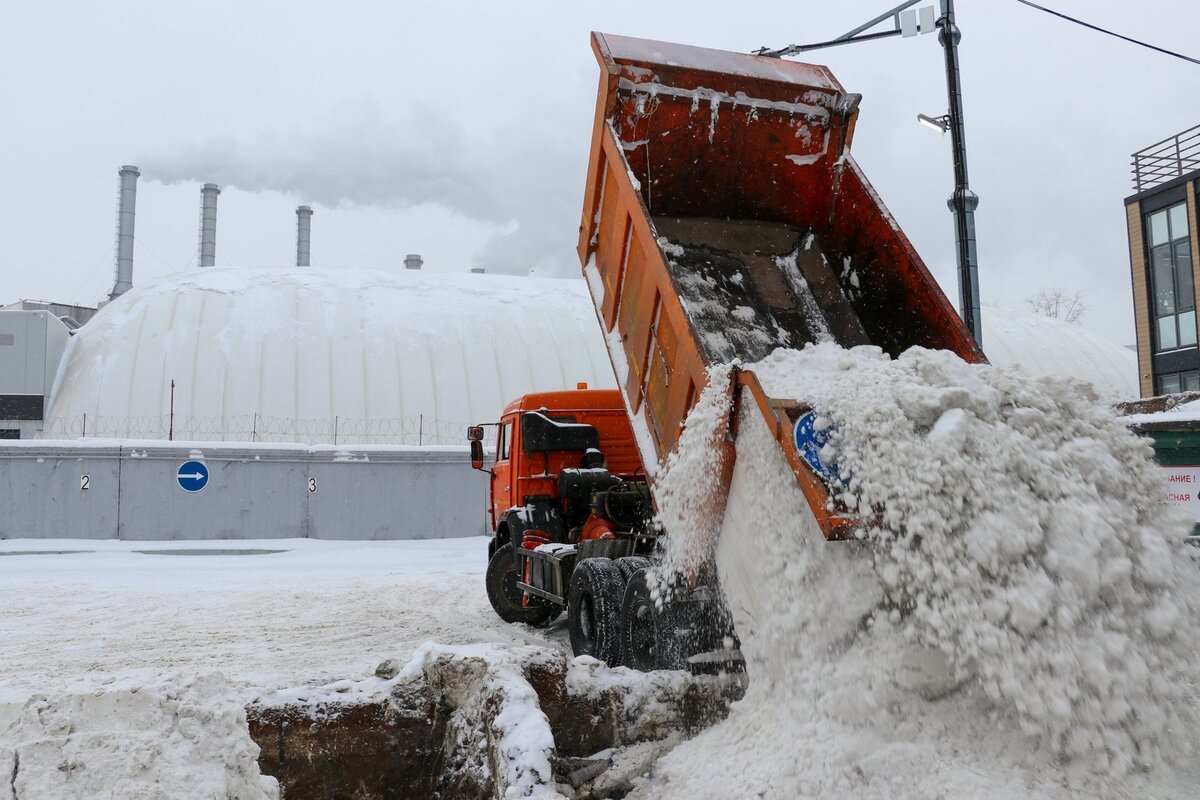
[1148,201,1196,353]
[1158,369,1200,395]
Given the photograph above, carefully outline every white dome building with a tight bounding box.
[40,268,1138,443]
[43,268,617,443]
[980,307,1138,403]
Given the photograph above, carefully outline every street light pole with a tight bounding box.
[758,1,982,344]
[938,0,981,343]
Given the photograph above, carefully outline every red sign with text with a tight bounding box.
[1162,466,1200,523]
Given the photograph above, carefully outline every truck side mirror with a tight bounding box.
[467,425,484,442]
[470,440,485,471]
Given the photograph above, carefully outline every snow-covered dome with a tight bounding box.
[43,268,616,443]
[41,271,1137,444]
[981,307,1137,402]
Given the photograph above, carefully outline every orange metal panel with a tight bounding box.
[578,65,620,267]
[826,161,984,361]
[617,252,654,411]
[597,161,624,267]
[600,214,633,331]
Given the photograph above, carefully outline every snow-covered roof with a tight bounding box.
[1117,392,1200,428]
[43,268,616,442]
[980,307,1137,403]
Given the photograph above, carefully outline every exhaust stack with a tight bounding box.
[296,206,313,267]
[198,183,220,268]
[109,165,140,299]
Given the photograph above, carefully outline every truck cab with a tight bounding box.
[469,387,666,666]
[478,388,643,550]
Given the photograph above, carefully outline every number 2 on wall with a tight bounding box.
[80,475,90,491]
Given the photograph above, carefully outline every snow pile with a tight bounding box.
[1,673,277,800]
[637,343,1200,799]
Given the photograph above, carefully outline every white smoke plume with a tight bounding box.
[139,97,584,276]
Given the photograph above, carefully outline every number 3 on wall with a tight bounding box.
[307,477,317,493]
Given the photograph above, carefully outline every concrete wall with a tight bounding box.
[0,441,489,540]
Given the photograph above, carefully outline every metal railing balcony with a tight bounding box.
[1132,124,1200,193]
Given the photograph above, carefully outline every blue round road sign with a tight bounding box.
[177,460,209,492]
[793,411,840,485]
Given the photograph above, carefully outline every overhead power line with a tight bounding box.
[1015,0,1200,66]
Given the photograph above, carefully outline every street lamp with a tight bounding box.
[918,113,951,133]
[758,0,982,345]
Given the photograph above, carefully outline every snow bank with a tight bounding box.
[1,673,277,800]
[637,343,1200,799]
[399,643,568,800]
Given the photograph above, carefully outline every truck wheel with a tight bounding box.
[616,556,652,583]
[567,558,625,667]
[486,543,560,628]
[620,567,683,671]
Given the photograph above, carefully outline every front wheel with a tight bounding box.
[486,543,560,627]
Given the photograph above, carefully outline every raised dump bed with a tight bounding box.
[578,32,984,538]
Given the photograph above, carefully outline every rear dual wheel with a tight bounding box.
[620,566,683,671]
[567,558,626,666]
[568,556,664,669]
[616,555,652,582]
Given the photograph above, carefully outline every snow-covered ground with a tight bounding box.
[7,346,1200,799]
[0,537,584,799]
[0,537,567,714]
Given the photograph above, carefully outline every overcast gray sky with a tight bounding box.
[2,1,1197,346]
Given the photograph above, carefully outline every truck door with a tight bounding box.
[490,418,514,530]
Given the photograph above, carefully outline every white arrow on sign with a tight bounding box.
[178,472,206,480]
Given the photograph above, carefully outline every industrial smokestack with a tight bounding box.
[198,183,220,268]
[404,254,423,270]
[109,165,140,299]
[296,206,313,267]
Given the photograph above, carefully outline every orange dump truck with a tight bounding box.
[474,33,983,673]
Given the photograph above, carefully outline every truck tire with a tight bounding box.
[620,567,684,671]
[486,543,560,628]
[567,558,626,667]
[616,556,652,583]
